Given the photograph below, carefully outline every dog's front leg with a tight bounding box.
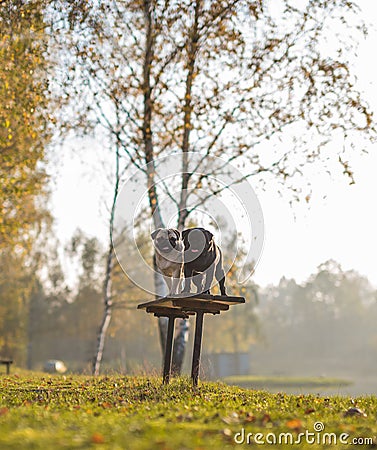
[182,265,192,293]
[171,269,181,295]
[163,275,173,295]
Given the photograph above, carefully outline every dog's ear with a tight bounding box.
[204,229,214,242]
[181,229,190,239]
[171,229,181,240]
[204,229,215,250]
[151,229,161,240]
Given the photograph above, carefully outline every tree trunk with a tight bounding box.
[141,0,192,375]
[172,0,201,374]
[92,124,121,375]
[171,318,190,375]
[177,0,201,231]
[92,242,114,375]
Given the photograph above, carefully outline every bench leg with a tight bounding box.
[4,362,12,375]
[163,316,175,384]
[191,311,204,387]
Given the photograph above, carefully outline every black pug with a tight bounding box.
[181,227,226,295]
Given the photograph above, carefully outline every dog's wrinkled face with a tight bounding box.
[151,228,180,253]
[182,228,213,260]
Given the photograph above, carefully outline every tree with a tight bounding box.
[0,0,50,252]
[0,251,31,362]
[0,0,51,362]
[256,261,377,376]
[50,0,375,374]
[27,232,104,371]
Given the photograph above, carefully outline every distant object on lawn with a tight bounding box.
[44,360,67,374]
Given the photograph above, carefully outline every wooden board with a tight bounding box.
[146,306,191,319]
[138,294,245,316]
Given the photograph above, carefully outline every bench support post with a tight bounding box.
[191,310,204,387]
[163,316,175,384]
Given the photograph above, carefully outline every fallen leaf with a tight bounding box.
[91,432,105,444]
[0,407,9,416]
[286,419,302,431]
[305,408,315,414]
[100,402,112,409]
[222,412,240,424]
[245,412,256,423]
[222,428,232,437]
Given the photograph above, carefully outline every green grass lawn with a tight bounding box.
[0,373,376,449]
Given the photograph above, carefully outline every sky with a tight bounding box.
[49,0,377,288]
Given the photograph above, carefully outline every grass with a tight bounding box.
[223,375,352,389]
[0,373,376,449]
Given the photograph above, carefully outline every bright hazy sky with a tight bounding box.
[49,0,377,288]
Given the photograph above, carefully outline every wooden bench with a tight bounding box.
[138,293,245,386]
[0,359,13,375]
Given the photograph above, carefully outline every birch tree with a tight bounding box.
[50,0,375,374]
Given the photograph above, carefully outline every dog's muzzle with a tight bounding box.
[156,238,174,253]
